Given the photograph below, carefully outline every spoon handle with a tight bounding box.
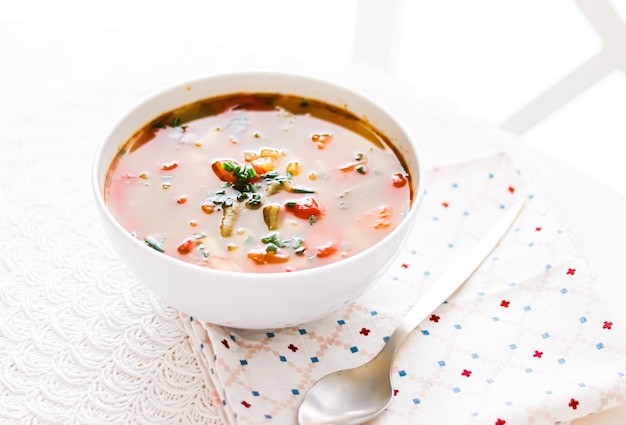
[381,197,526,359]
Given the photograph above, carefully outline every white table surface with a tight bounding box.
[1,20,624,424]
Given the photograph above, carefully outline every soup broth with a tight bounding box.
[104,93,412,273]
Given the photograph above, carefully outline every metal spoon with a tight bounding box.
[297,198,525,425]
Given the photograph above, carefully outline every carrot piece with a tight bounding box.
[316,242,338,258]
[177,238,194,255]
[247,248,290,264]
[211,160,239,183]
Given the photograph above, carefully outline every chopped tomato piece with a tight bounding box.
[284,197,324,220]
[177,238,194,255]
[391,172,408,188]
[316,242,338,258]
[247,247,290,264]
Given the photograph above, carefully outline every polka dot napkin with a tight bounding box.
[182,152,626,425]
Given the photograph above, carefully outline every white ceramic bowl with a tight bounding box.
[92,71,424,329]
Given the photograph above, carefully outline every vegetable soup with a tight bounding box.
[104,93,412,273]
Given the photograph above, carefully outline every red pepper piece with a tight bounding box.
[177,238,194,255]
[284,197,323,220]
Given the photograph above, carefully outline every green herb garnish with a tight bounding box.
[290,186,315,194]
[227,164,259,193]
[221,161,236,172]
[144,236,164,252]
[262,171,280,180]
[244,166,257,180]
[291,236,304,249]
[261,233,283,247]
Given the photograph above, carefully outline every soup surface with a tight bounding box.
[105,93,412,273]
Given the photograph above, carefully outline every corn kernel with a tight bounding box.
[260,148,279,159]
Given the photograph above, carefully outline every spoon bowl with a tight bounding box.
[298,351,393,425]
[297,198,525,425]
